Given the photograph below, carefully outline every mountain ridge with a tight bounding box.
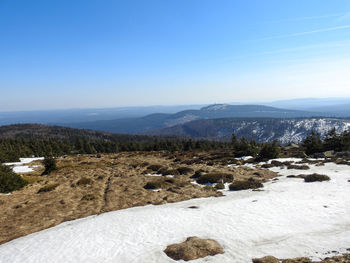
[148,117,350,144]
[63,104,327,134]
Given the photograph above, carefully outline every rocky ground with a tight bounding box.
[0,151,277,245]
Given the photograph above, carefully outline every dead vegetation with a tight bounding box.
[229,179,264,191]
[0,151,277,245]
[304,173,330,182]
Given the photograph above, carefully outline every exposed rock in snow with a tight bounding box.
[164,236,224,261]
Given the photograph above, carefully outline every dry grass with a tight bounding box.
[0,151,277,245]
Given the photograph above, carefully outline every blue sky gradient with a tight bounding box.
[1,0,350,110]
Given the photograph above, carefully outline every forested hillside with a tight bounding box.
[150,117,350,144]
[64,104,324,134]
[0,124,231,163]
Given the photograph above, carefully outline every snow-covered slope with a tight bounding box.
[1,160,349,262]
[152,118,350,144]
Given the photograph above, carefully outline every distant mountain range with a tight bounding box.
[0,104,205,126]
[1,100,350,144]
[148,117,350,144]
[264,98,350,116]
[64,104,326,134]
[1,98,350,127]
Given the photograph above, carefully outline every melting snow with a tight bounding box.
[3,157,44,174]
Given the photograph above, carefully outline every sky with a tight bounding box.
[1,0,350,111]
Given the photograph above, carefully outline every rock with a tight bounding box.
[252,256,279,263]
[164,236,224,261]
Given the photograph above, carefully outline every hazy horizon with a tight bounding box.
[1,96,350,113]
[1,0,350,111]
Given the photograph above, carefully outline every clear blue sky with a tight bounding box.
[1,0,350,111]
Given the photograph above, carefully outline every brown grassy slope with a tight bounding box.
[0,151,277,245]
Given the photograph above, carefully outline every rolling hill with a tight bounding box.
[64,104,325,134]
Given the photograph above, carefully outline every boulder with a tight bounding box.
[164,236,224,261]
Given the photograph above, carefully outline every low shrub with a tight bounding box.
[0,165,28,193]
[177,167,194,175]
[197,173,233,184]
[304,173,330,182]
[37,183,59,193]
[229,180,263,191]
[42,156,57,175]
[77,177,93,186]
[256,140,280,161]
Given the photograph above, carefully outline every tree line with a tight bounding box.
[0,137,233,163]
[302,128,350,155]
